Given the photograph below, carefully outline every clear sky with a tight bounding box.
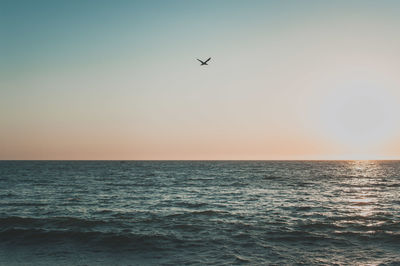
[2,0,400,160]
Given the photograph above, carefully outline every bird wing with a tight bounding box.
[204,57,211,63]
[197,59,204,64]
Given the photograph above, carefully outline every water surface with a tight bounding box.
[0,161,399,265]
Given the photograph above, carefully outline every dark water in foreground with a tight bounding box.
[0,161,400,265]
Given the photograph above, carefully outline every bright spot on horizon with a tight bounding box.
[316,80,399,155]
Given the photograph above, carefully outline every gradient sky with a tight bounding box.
[3,0,400,160]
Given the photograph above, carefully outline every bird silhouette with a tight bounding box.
[197,57,211,66]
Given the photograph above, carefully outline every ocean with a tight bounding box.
[0,161,399,265]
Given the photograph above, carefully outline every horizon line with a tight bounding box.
[2,159,400,161]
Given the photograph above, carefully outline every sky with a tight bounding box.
[2,0,400,160]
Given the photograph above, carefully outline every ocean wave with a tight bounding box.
[0,228,183,250]
[333,230,400,243]
[165,210,229,219]
[296,221,344,230]
[0,216,108,229]
[262,230,337,243]
[3,202,48,207]
[263,175,282,180]
[175,201,209,208]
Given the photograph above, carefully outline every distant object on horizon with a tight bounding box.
[197,57,211,66]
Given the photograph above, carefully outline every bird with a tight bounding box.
[197,57,211,66]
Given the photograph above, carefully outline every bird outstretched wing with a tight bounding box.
[197,59,204,64]
[204,57,211,63]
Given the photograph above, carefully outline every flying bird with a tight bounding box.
[197,57,211,66]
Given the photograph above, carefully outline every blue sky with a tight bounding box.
[2,0,400,159]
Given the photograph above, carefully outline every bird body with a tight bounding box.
[197,57,211,65]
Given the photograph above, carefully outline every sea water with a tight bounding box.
[0,161,399,265]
